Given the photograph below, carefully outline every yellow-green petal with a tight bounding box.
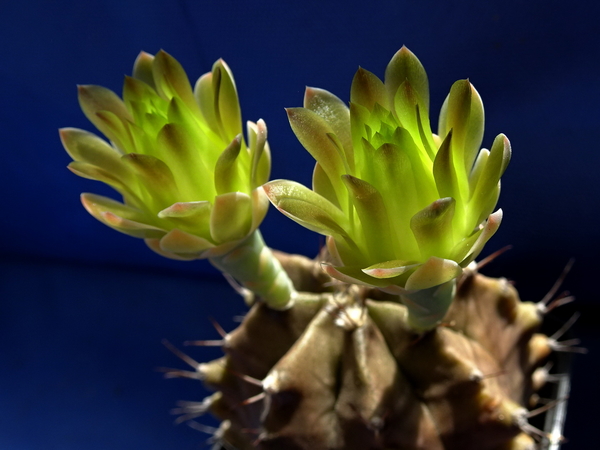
[304,87,353,166]
[404,256,461,291]
[156,123,212,198]
[469,134,511,214]
[362,260,421,279]
[120,153,178,209]
[351,67,388,110]
[248,120,270,189]
[132,51,156,89]
[312,162,340,208]
[410,197,456,258]
[322,263,394,288]
[459,209,503,266]
[214,135,244,195]
[145,238,198,261]
[78,84,133,124]
[81,196,165,240]
[384,46,430,114]
[342,174,395,262]
[81,193,147,223]
[433,131,461,201]
[60,128,131,181]
[159,228,215,254]
[438,79,484,173]
[158,201,212,236]
[209,192,253,244]
[263,180,349,237]
[152,50,200,117]
[67,161,139,202]
[287,107,348,198]
[211,59,242,142]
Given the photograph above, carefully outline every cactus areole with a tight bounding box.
[62,48,568,449]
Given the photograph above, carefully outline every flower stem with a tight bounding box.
[209,230,295,310]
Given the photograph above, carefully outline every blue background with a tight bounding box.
[1,0,598,448]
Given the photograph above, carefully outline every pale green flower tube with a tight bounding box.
[209,230,296,307]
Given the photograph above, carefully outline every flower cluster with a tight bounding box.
[61,51,271,260]
[264,47,510,329]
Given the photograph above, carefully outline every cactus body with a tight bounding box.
[171,253,551,450]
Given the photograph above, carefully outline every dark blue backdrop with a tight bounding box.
[1,1,598,448]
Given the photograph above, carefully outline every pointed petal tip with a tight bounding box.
[362,260,420,279]
[135,51,155,62]
[79,193,116,215]
[76,84,101,94]
[212,58,233,78]
[285,107,302,118]
[491,208,503,222]
[261,182,272,194]
[255,119,267,139]
[261,181,284,204]
[58,127,72,142]
[80,192,91,207]
[322,262,394,288]
[396,45,416,58]
[304,86,317,98]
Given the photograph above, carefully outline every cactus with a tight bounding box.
[62,48,575,449]
[168,256,556,450]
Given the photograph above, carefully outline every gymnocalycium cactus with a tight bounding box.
[63,48,572,450]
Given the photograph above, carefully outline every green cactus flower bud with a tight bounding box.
[62,51,295,309]
[264,47,510,329]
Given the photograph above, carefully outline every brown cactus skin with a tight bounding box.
[170,252,553,450]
